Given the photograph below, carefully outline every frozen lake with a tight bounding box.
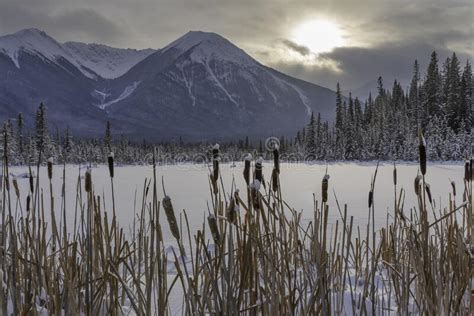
[8,161,465,244]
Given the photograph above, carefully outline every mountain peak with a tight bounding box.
[0,28,64,68]
[163,30,257,66]
[163,30,229,52]
[13,28,49,38]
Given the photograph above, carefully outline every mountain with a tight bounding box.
[0,29,338,141]
[0,28,155,79]
[63,42,155,79]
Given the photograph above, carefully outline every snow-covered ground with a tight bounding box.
[7,161,465,244]
[4,161,468,314]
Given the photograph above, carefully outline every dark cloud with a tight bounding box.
[0,2,127,45]
[0,0,472,96]
[279,39,312,56]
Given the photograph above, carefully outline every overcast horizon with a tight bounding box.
[0,0,472,92]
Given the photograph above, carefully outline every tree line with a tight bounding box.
[297,51,472,161]
[1,51,471,165]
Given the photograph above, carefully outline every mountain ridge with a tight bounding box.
[0,28,338,141]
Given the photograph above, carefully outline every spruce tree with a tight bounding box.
[35,103,48,157]
[305,112,316,156]
[105,121,112,152]
[422,51,442,127]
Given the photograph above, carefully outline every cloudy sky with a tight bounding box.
[0,0,472,94]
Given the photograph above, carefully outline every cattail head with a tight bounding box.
[26,195,31,213]
[210,174,218,195]
[322,174,329,203]
[162,196,180,240]
[212,144,220,183]
[12,176,19,198]
[212,143,220,159]
[226,197,237,224]
[85,168,92,193]
[465,160,472,182]
[451,181,456,197]
[273,143,280,173]
[255,157,263,183]
[207,214,220,243]
[47,157,53,180]
[250,179,261,210]
[108,152,114,178]
[243,154,252,185]
[418,132,426,175]
[414,174,422,196]
[271,168,279,192]
[29,171,34,193]
[368,190,374,208]
[393,163,397,186]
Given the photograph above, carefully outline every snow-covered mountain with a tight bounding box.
[0,28,155,79]
[63,42,155,79]
[0,29,338,140]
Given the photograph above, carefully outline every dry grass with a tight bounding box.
[0,134,472,315]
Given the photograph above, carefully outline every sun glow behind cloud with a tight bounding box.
[292,19,345,55]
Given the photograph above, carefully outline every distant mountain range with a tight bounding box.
[0,28,338,141]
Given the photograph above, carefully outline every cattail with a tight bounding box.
[26,195,31,213]
[465,160,471,182]
[226,197,238,224]
[210,174,218,195]
[271,168,279,192]
[273,144,280,173]
[368,190,374,208]
[451,181,456,196]
[250,180,261,210]
[29,171,34,193]
[12,176,19,198]
[108,152,114,178]
[234,189,240,206]
[207,214,220,243]
[255,157,263,183]
[162,196,180,240]
[212,144,219,183]
[425,183,432,204]
[85,168,92,193]
[471,159,473,180]
[414,174,422,196]
[418,132,426,175]
[243,154,252,185]
[322,174,329,203]
[47,157,53,180]
[393,163,397,186]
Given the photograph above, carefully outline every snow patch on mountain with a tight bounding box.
[203,59,240,108]
[63,42,155,79]
[270,73,312,115]
[98,81,140,109]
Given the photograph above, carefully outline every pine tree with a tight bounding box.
[460,61,472,132]
[444,53,461,131]
[35,103,48,157]
[408,60,421,127]
[305,112,316,157]
[105,121,112,152]
[422,51,442,127]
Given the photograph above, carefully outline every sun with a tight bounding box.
[292,19,345,54]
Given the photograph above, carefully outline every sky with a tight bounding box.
[0,0,472,94]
